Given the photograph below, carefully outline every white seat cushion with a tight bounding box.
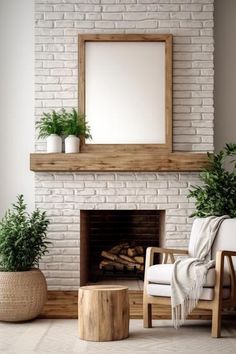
[147,283,230,301]
[147,263,231,287]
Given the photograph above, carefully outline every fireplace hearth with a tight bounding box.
[80,210,165,285]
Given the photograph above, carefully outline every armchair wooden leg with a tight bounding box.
[143,303,152,328]
[211,303,222,338]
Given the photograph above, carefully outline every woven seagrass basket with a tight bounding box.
[0,268,47,322]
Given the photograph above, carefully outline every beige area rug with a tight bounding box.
[0,319,236,354]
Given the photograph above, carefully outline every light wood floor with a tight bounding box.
[1,319,236,354]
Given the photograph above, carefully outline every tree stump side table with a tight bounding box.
[78,285,129,342]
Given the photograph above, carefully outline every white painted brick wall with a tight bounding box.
[34,0,214,289]
[35,0,214,152]
[36,172,200,290]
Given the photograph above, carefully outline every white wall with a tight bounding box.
[0,0,236,219]
[0,0,34,216]
[214,0,236,151]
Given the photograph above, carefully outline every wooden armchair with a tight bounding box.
[143,218,236,338]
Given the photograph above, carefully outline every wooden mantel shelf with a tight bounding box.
[30,152,209,172]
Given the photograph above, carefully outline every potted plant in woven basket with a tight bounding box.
[0,195,50,322]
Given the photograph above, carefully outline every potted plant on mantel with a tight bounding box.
[0,195,50,322]
[63,108,92,153]
[188,143,236,217]
[36,110,64,153]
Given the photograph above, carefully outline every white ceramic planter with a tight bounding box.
[46,134,62,153]
[65,135,80,153]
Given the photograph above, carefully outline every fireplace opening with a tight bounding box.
[80,210,165,286]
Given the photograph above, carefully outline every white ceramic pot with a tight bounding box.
[46,134,62,153]
[65,135,80,153]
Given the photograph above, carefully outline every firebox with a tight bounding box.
[80,210,165,285]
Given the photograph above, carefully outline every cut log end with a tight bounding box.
[100,243,145,273]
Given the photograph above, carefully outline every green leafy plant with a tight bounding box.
[188,143,236,217]
[62,108,92,139]
[0,195,50,272]
[36,110,64,138]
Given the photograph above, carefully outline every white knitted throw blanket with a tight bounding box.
[171,215,229,328]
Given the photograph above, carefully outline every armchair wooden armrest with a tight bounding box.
[215,250,236,302]
[219,250,236,257]
[145,247,188,268]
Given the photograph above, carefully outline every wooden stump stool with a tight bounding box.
[78,285,129,341]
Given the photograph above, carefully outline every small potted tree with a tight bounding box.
[36,110,64,153]
[0,195,50,322]
[188,143,236,217]
[63,108,92,153]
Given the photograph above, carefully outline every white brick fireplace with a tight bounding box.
[35,0,214,290]
[36,171,201,290]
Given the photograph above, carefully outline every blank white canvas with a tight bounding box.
[85,42,165,144]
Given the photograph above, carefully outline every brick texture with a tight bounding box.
[34,0,214,290]
[36,172,200,290]
[35,0,214,152]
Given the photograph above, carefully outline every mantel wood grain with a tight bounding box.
[30,152,209,172]
[40,290,236,320]
[39,290,214,320]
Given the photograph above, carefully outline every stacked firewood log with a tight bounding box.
[99,242,144,272]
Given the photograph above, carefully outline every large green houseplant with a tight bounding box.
[0,195,50,321]
[188,143,236,217]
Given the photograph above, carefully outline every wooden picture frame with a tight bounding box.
[78,34,172,153]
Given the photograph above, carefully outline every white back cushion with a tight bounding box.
[188,218,236,268]
[212,218,236,268]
